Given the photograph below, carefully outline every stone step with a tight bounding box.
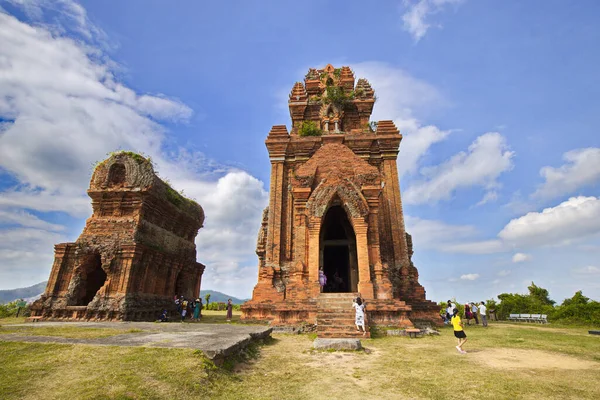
[317,323,363,330]
[318,293,359,298]
[317,330,371,339]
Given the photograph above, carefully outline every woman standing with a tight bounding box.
[319,268,327,293]
[464,303,472,325]
[193,298,201,321]
[226,299,233,322]
[352,297,367,336]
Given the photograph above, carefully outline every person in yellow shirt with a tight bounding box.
[451,308,467,354]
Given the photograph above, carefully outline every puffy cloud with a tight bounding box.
[460,273,479,281]
[0,228,67,289]
[401,0,466,42]
[352,62,450,179]
[0,12,192,199]
[0,10,266,297]
[404,133,514,205]
[512,253,532,263]
[533,148,600,200]
[0,208,65,231]
[497,270,511,277]
[404,215,477,250]
[499,196,600,247]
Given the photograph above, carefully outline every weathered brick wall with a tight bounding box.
[32,152,205,321]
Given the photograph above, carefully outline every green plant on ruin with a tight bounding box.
[323,85,354,109]
[333,68,342,78]
[298,120,322,137]
[309,95,322,103]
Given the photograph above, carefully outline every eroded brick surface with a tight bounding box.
[242,65,440,331]
[31,153,205,321]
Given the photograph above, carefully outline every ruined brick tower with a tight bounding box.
[242,64,439,333]
[31,152,205,321]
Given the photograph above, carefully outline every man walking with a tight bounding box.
[471,302,479,325]
[479,301,488,327]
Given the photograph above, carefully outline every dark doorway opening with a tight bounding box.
[320,205,358,293]
[74,253,107,306]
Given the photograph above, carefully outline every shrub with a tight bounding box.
[298,121,322,137]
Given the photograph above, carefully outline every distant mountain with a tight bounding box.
[199,290,248,305]
[0,282,247,306]
[0,281,47,304]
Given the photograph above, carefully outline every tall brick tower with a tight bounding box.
[242,65,439,334]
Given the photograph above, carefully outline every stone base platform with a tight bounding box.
[0,321,272,365]
[313,338,362,351]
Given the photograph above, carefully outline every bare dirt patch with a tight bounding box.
[472,348,600,370]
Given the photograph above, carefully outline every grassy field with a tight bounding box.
[1,320,599,399]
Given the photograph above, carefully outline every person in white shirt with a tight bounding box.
[479,301,488,327]
[446,300,456,322]
[471,302,479,325]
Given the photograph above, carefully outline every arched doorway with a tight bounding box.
[73,253,107,306]
[320,205,358,292]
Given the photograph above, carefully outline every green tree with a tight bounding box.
[528,282,555,306]
[204,293,211,307]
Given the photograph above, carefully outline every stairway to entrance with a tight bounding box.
[316,293,370,338]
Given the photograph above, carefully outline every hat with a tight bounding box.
[196,299,200,302]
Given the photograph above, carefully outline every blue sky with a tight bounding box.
[0,0,599,304]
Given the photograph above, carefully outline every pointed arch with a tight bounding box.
[306,179,369,225]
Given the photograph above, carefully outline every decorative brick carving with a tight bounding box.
[242,65,440,330]
[31,152,205,321]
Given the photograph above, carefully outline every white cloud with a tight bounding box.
[499,196,600,248]
[475,190,498,207]
[573,266,600,275]
[401,0,466,42]
[404,132,514,205]
[0,208,65,231]
[533,148,600,200]
[0,10,267,297]
[460,273,479,281]
[352,62,450,179]
[512,253,532,263]
[497,270,511,277]
[404,215,477,250]
[0,227,67,290]
[440,239,504,254]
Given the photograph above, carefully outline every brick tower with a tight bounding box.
[242,65,439,334]
[31,152,205,321]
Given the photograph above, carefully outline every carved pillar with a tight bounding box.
[307,218,321,297]
[381,157,410,267]
[266,159,285,267]
[354,220,374,299]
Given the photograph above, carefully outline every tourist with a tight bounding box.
[470,302,479,325]
[333,271,343,291]
[226,299,233,322]
[193,298,201,321]
[175,296,181,314]
[451,308,467,354]
[479,301,488,327]
[352,297,367,336]
[319,267,327,293]
[464,303,472,325]
[181,298,188,322]
[157,309,168,322]
[446,300,456,322]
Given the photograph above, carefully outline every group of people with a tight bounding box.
[157,295,234,323]
[444,299,489,354]
[174,295,203,322]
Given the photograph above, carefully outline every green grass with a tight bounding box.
[0,325,142,339]
[1,322,599,399]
